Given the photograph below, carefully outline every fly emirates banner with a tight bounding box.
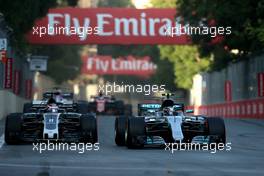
[81,55,157,77]
[26,8,190,44]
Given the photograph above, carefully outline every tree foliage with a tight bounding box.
[151,0,177,8]
[30,45,82,84]
[176,0,264,69]
[0,0,57,48]
[151,0,211,89]
[159,45,211,89]
[0,0,82,83]
[98,0,133,7]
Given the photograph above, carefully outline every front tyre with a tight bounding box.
[80,114,98,144]
[5,113,22,144]
[126,117,146,149]
[115,116,128,146]
[207,117,226,144]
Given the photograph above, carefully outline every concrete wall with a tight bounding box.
[0,90,27,120]
[190,53,264,106]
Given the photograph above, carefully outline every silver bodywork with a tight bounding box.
[43,113,60,139]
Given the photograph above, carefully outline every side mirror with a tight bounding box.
[185,109,194,113]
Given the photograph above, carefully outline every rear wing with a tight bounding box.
[31,100,75,110]
[43,92,74,100]
[137,103,161,116]
[32,100,48,108]
[172,103,185,111]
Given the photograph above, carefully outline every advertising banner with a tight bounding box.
[257,72,264,97]
[0,50,7,63]
[26,8,190,44]
[82,55,156,77]
[4,58,13,89]
[224,80,232,102]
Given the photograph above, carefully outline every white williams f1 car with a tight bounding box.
[5,92,98,144]
[115,94,226,148]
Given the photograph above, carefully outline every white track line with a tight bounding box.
[0,163,172,171]
[0,134,4,149]
[0,163,261,174]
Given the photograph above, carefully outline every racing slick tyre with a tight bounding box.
[77,102,89,114]
[115,116,128,146]
[126,117,146,149]
[80,114,98,144]
[124,104,132,116]
[5,113,22,144]
[23,103,32,113]
[207,117,226,145]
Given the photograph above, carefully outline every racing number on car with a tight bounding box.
[49,118,54,123]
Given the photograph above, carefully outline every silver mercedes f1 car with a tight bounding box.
[115,94,226,148]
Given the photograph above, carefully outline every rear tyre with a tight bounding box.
[126,117,146,149]
[5,113,22,144]
[23,103,32,113]
[207,117,226,144]
[115,116,128,146]
[80,114,98,144]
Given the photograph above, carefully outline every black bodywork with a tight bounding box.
[5,92,98,144]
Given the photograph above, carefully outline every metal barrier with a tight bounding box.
[188,98,264,119]
[191,54,264,105]
[190,53,264,118]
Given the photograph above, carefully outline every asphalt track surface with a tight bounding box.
[0,117,263,176]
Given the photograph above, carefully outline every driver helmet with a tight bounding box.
[163,107,173,115]
[47,103,58,113]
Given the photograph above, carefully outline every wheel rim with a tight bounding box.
[114,128,117,139]
[125,129,128,143]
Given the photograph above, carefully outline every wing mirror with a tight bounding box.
[185,109,194,113]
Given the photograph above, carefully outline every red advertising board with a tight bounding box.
[26,8,190,44]
[0,50,7,63]
[257,72,264,97]
[13,70,21,95]
[82,55,156,77]
[224,80,232,102]
[189,98,264,119]
[25,79,32,99]
[4,58,13,89]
